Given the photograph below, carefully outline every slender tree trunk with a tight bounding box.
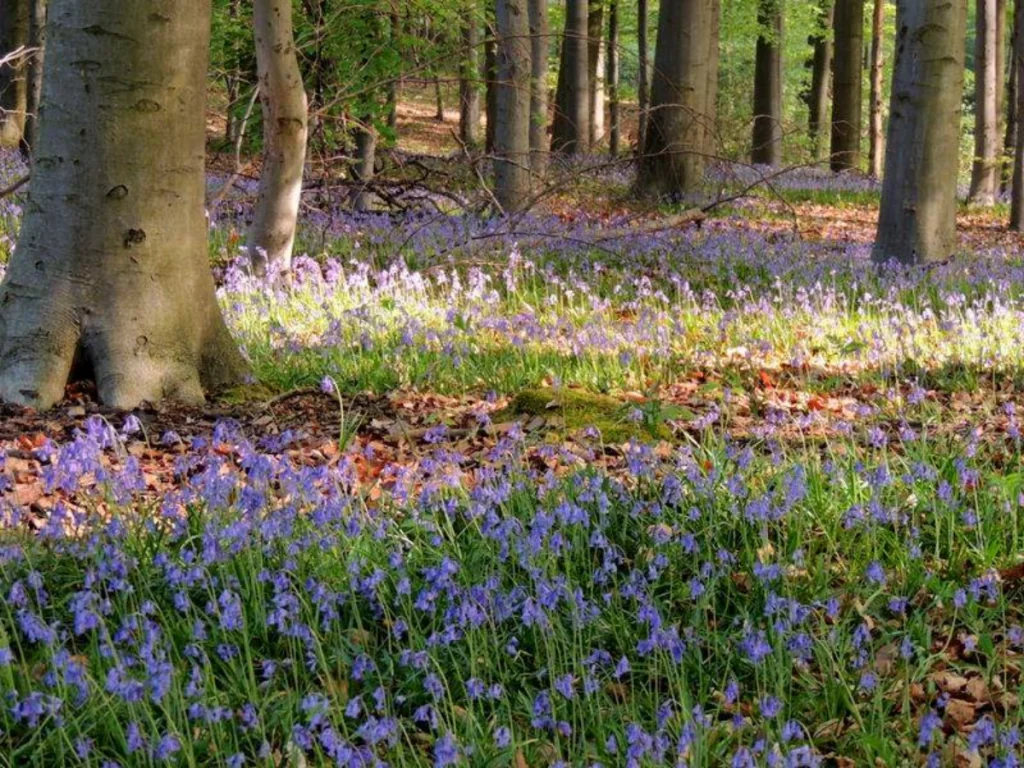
[21,0,44,157]
[460,4,482,147]
[528,0,549,174]
[494,0,531,212]
[1012,0,1024,228]
[830,0,864,171]
[223,0,242,145]
[1004,0,1018,195]
[638,0,711,196]
[607,0,620,157]
[970,0,1001,204]
[0,0,245,409]
[636,0,649,153]
[387,10,400,131]
[248,0,309,277]
[353,126,377,213]
[434,76,445,121]
[867,0,885,177]
[551,0,590,154]
[587,1,605,146]
[874,0,968,264]
[0,0,29,147]
[705,0,720,158]
[751,0,783,167]
[808,3,834,156]
[485,30,498,153]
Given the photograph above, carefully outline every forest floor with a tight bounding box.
[3,100,1024,765]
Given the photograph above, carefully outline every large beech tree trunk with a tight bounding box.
[969,0,1001,205]
[874,0,968,264]
[0,0,28,147]
[0,0,245,409]
[248,0,309,276]
[830,0,864,170]
[551,0,589,154]
[528,0,548,175]
[867,0,885,177]
[638,0,711,196]
[636,0,649,152]
[807,3,834,156]
[494,0,531,211]
[1012,0,1024,228]
[751,0,783,166]
[459,3,482,147]
[587,1,605,146]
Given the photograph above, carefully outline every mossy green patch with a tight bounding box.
[502,387,674,444]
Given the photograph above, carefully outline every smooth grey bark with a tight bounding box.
[807,3,834,155]
[21,0,44,157]
[751,0,783,167]
[528,0,549,174]
[551,0,589,154]
[636,0,649,152]
[0,0,28,147]
[459,3,482,147]
[587,1,605,146]
[0,0,245,409]
[607,0,620,157]
[830,0,864,170]
[969,0,1001,205]
[352,126,376,213]
[1012,0,1024,228]
[867,0,884,177]
[874,0,968,264]
[248,0,309,276]
[638,0,711,197]
[494,0,531,212]
[706,0,720,157]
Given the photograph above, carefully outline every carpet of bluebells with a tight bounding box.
[4,150,1024,767]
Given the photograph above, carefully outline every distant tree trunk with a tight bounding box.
[751,0,783,166]
[607,0,620,157]
[1012,0,1024,228]
[874,0,968,264]
[636,0,649,152]
[551,0,590,154]
[705,0,720,157]
[485,32,498,153]
[587,1,605,146]
[352,126,377,212]
[460,5,482,147]
[528,0,549,174]
[0,0,245,409]
[434,76,445,121]
[21,0,44,158]
[970,0,1001,204]
[248,0,309,277]
[867,0,885,177]
[808,3,834,156]
[638,0,711,196]
[1004,0,1019,195]
[494,0,531,212]
[0,0,29,148]
[830,0,864,170]
[223,0,242,145]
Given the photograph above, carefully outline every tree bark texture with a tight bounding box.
[0,0,246,409]
[1011,0,1024,227]
[705,0,720,157]
[867,0,885,177]
[751,0,783,166]
[808,2,834,156]
[528,0,548,174]
[248,0,309,276]
[874,0,968,264]
[636,0,649,152]
[830,0,864,170]
[607,0,620,157]
[0,0,28,147]
[587,1,605,145]
[494,0,532,211]
[551,0,590,154]
[970,0,1001,204]
[459,3,482,147]
[485,31,498,153]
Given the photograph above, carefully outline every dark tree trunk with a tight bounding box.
[638,0,711,196]
[751,0,783,166]
[874,0,968,264]
[970,0,1001,204]
[1012,0,1024,228]
[528,0,549,174]
[353,125,377,213]
[460,3,482,147]
[807,3,834,156]
[705,0,720,157]
[867,0,885,177]
[551,0,590,154]
[0,0,29,148]
[21,0,44,158]
[0,0,245,408]
[1004,0,1018,195]
[636,0,649,153]
[607,0,620,157]
[494,0,531,211]
[830,0,864,171]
